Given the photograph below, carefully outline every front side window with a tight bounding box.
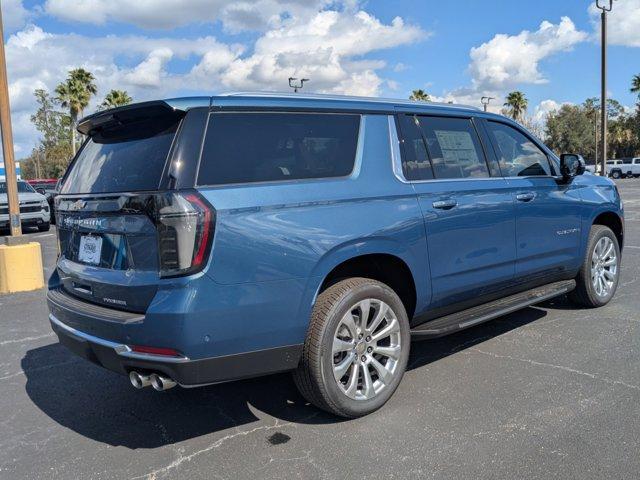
[416,116,490,179]
[197,112,360,185]
[486,121,552,177]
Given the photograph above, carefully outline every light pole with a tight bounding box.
[288,77,309,93]
[596,0,615,176]
[480,96,495,112]
[0,5,22,236]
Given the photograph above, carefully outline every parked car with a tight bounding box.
[614,158,640,179]
[47,94,624,417]
[604,159,640,179]
[26,179,61,224]
[0,180,51,232]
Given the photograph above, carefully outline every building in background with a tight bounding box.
[0,161,21,181]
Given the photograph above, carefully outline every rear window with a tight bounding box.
[197,112,360,186]
[61,121,178,194]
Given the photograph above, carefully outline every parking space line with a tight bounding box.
[0,332,54,346]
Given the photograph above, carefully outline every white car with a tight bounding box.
[0,180,51,232]
[606,158,640,179]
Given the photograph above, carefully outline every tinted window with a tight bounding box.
[198,113,360,185]
[397,115,433,181]
[0,181,35,193]
[486,121,551,177]
[61,121,178,194]
[416,116,490,179]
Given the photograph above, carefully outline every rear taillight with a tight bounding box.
[155,191,215,277]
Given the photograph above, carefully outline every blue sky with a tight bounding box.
[1,0,639,157]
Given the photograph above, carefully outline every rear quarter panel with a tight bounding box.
[196,114,428,350]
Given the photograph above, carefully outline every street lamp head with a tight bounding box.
[288,77,309,92]
[595,0,614,12]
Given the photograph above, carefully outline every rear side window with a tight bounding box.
[416,116,490,179]
[397,115,434,181]
[61,121,178,194]
[486,121,552,177]
[197,113,359,185]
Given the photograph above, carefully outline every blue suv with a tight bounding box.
[48,93,624,417]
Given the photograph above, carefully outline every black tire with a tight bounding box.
[38,222,50,232]
[610,170,621,179]
[293,278,410,418]
[569,225,620,307]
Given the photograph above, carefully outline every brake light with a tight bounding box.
[155,191,215,277]
[130,345,183,357]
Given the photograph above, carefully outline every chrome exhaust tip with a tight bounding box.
[149,373,177,391]
[129,371,151,389]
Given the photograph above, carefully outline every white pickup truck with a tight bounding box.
[607,158,640,179]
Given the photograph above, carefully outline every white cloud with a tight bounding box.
[589,0,640,47]
[123,48,174,88]
[3,6,426,156]
[533,99,572,123]
[1,0,30,32]
[219,10,426,93]
[43,0,330,31]
[469,16,587,90]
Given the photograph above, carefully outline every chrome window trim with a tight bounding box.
[49,313,191,363]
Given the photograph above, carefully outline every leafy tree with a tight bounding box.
[409,89,431,102]
[631,74,640,101]
[31,89,71,148]
[100,90,133,110]
[545,104,594,160]
[55,68,97,154]
[20,89,73,179]
[503,91,528,122]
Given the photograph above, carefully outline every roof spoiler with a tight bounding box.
[76,99,205,136]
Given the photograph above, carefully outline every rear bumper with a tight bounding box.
[48,291,303,387]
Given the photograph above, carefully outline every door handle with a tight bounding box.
[432,199,457,210]
[516,192,536,202]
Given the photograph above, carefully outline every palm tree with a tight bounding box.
[100,90,133,110]
[409,89,431,102]
[55,68,97,154]
[503,91,528,122]
[631,74,640,100]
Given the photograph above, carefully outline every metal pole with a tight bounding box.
[0,5,22,236]
[600,8,607,176]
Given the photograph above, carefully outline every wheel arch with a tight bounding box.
[592,210,624,250]
[302,238,426,323]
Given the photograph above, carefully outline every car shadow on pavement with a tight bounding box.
[22,304,553,450]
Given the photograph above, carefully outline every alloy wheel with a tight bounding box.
[591,236,618,297]
[331,299,402,401]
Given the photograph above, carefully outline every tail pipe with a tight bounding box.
[129,371,151,389]
[150,373,177,391]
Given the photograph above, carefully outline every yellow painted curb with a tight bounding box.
[0,242,45,293]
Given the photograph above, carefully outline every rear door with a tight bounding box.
[54,103,208,313]
[482,120,582,283]
[396,113,516,311]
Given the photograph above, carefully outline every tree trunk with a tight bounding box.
[71,111,77,155]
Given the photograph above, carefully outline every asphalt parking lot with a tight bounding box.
[1,180,639,480]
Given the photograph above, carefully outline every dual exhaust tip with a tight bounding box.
[129,371,177,391]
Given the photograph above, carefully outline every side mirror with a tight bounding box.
[36,187,46,195]
[560,154,585,182]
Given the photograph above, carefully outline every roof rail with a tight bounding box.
[219,91,481,111]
